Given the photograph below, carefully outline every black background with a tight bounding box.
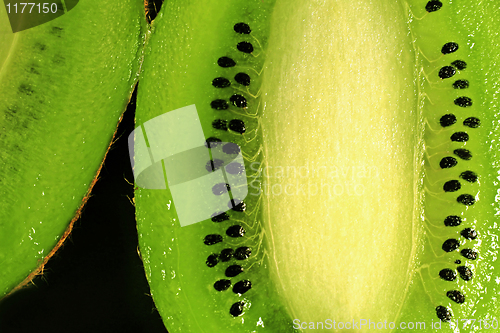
[0,87,169,333]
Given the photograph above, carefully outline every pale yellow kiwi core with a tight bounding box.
[260,0,421,325]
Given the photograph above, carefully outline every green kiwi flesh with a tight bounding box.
[0,0,146,296]
[132,0,499,331]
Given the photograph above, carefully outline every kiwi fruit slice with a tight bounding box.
[0,1,146,296]
[133,0,500,331]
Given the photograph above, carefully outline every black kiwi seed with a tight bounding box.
[453,149,472,160]
[206,254,219,267]
[442,239,460,252]
[234,22,251,34]
[233,280,252,294]
[228,119,246,134]
[453,79,469,89]
[454,96,472,107]
[230,94,248,108]
[223,142,241,154]
[235,72,251,86]
[439,114,456,127]
[226,225,246,237]
[441,42,459,54]
[460,171,477,183]
[455,259,462,264]
[206,159,224,172]
[237,41,254,54]
[461,228,478,240]
[436,306,452,321]
[440,157,458,169]
[234,247,252,260]
[204,234,223,245]
[218,56,236,67]
[212,183,230,195]
[212,77,231,88]
[225,265,244,277]
[451,60,467,70]
[425,1,443,12]
[220,248,234,262]
[229,199,246,212]
[213,119,228,131]
[439,268,457,281]
[461,249,478,260]
[230,301,245,317]
[211,99,229,110]
[443,180,461,192]
[214,279,231,291]
[457,266,473,281]
[226,162,245,175]
[439,66,456,79]
[463,117,480,128]
[211,212,230,222]
[457,194,475,206]
[447,290,465,304]
[444,215,461,227]
[450,132,469,142]
[205,137,222,148]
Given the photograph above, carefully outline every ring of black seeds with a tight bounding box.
[228,119,246,134]
[235,72,251,86]
[455,259,462,264]
[226,225,246,238]
[460,171,477,183]
[223,142,241,154]
[457,194,475,206]
[233,280,252,294]
[212,183,230,195]
[440,157,457,169]
[234,246,252,260]
[230,301,245,317]
[442,239,460,252]
[212,77,231,88]
[457,266,473,280]
[212,119,228,131]
[450,132,469,142]
[439,268,457,281]
[205,137,222,148]
[226,162,245,175]
[441,42,459,54]
[226,265,244,277]
[237,41,254,54]
[230,94,248,108]
[204,234,223,245]
[211,99,229,110]
[461,249,477,260]
[218,56,236,67]
[214,279,231,291]
[451,60,467,70]
[463,117,480,128]
[436,306,452,321]
[211,211,229,222]
[206,254,219,267]
[206,159,224,172]
[447,290,465,304]
[220,248,234,262]
[461,228,477,240]
[234,22,251,34]
[440,114,456,127]
[454,96,472,107]
[444,215,461,227]
[453,149,472,160]
[229,199,246,212]
[439,66,456,79]
[443,180,461,192]
[425,0,442,12]
[452,79,469,89]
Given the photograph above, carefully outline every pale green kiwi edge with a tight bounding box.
[0,0,147,296]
